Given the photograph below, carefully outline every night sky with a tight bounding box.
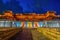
[0,0,60,14]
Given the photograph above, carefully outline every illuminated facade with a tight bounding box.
[0,11,60,28]
[0,20,60,28]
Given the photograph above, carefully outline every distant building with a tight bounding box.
[0,11,60,28]
[0,11,59,21]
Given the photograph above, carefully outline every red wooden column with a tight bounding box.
[22,22,25,28]
[34,22,38,28]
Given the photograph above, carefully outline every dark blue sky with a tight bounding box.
[0,0,60,14]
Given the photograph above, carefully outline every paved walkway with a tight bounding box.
[9,28,33,40]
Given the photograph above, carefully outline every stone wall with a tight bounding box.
[0,20,60,28]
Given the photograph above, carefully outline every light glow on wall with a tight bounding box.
[0,21,60,28]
